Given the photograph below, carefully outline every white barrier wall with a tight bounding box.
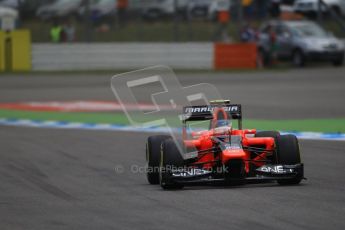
[32,43,213,71]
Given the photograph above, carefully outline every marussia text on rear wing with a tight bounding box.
[182,104,242,121]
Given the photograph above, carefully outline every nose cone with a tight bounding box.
[222,149,246,164]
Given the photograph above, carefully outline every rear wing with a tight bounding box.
[182,104,242,121]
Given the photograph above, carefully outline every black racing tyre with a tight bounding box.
[159,139,184,190]
[292,49,306,67]
[275,135,303,185]
[255,131,280,164]
[255,131,280,139]
[146,135,171,184]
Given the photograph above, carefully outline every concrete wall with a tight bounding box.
[32,43,213,71]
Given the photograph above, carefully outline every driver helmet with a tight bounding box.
[215,119,230,128]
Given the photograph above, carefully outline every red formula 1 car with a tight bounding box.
[146,100,304,190]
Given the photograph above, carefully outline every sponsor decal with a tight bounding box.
[184,105,239,114]
[224,143,241,150]
[257,165,294,174]
[183,151,199,160]
[172,168,212,177]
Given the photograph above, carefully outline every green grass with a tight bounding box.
[244,119,345,133]
[1,109,344,133]
[0,109,130,125]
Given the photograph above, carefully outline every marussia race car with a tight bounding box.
[146,100,304,190]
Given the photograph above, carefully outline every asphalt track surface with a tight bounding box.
[0,67,345,230]
[0,66,345,119]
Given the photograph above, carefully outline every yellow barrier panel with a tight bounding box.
[0,30,31,72]
[10,30,31,71]
[0,31,5,71]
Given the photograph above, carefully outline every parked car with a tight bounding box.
[0,0,23,9]
[293,0,345,17]
[79,0,117,19]
[17,0,55,19]
[140,0,188,20]
[36,0,82,20]
[187,0,212,19]
[282,0,296,5]
[258,20,345,66]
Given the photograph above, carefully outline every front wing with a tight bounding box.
[169,163,304,185]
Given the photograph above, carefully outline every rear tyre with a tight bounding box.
[276,135,303,185]
[146,135,171,184]
[160,139,184,190]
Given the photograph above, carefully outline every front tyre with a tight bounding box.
[160,139,184,190]
[255,131,280,139]
[146,135,171,184]
[276,135,303,185]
